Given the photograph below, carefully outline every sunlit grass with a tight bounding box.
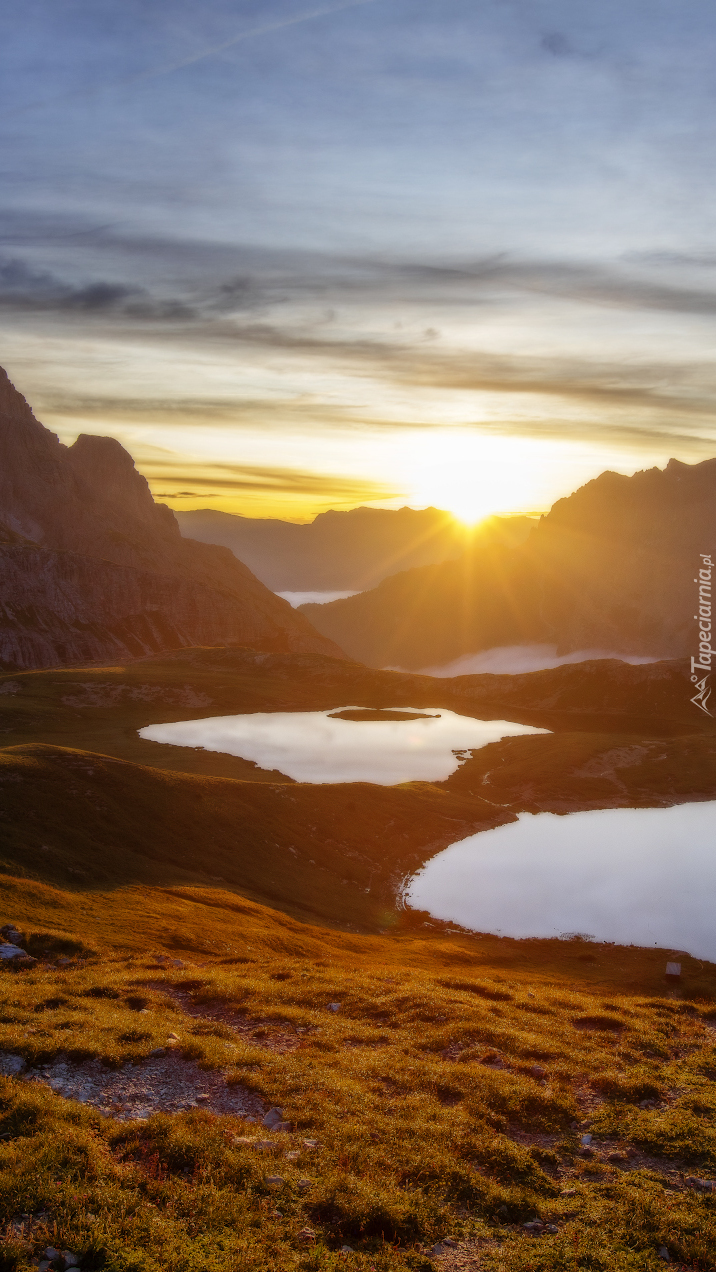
[1,920,715,1270]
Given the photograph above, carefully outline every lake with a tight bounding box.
[139,707,547,785]
[406,801,716,961]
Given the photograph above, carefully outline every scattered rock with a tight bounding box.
[302,1138,319,1149]
[263,1106,287,1129]
[13,1051,264,1120]
[44,1249,60,1261]
[608,1151,628,1164]
[580,1134,592,1146]
[0,1054,25,1076]
[0,944,26,960]
[522,1220,544,1233]
[0,924,24,943]
[266,1175,285,1186]
[63,1252,79,1268]
[428,1243,446,1256]
[560,1188,578,1197]
[297,1227,316,1244]
[297,1179,313,1190]
[341,1244,354,1253]
[196,1093,210,1102]
[285,1151,300,1161]
[441,1238,457,1248]
[545,1225,559,1234]
[529,1065,547,1079]
[328,1003,341,1012]
[658,1247,670,1262]
[686,1176,716,1192]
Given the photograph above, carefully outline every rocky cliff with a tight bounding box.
[0,368,346,669]
[301,458,716,669]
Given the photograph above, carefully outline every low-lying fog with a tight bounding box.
[277,590,360,607]
[406,802,716,961]
[416,645,661,677]
[139,707,547,785]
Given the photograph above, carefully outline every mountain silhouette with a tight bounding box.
[177,506,532,592]
[300,459,716,669]
[0,369,345,669]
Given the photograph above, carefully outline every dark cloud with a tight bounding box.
[541,32,572,57]
[5,209,716,322]
[0,255,197,319]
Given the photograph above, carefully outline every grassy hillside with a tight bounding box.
[1,879,716,1272]
[1,648,715,1269]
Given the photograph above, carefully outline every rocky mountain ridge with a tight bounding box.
[0,368,345,669]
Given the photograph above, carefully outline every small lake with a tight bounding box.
[406,802,716,961]
[139,707,546,785]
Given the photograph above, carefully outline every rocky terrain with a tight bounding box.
[0,369,344,669]
[302,458,716,669]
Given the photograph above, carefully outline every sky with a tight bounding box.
[2,0,716,522]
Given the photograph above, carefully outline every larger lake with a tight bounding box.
[139,707,546,785]
[406,802,716,961]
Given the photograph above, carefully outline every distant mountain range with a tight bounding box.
[300,459,716,669]
[0,368,344,670]
[177,506,532,591]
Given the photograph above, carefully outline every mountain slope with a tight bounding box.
[301,458,716,668]
[0,368,345,668]
[177,505,532,591]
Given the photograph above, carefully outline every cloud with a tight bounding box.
[142,458,397,503]
[0,255,199,319]
[4,215,716,460]
[541,32,573,57]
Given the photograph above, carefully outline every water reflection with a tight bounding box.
[139,707,546,785]
[406,802,716,960]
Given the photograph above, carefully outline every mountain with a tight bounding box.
[0,368,345,669]
[300,458,716,669]
[176,505,532,591]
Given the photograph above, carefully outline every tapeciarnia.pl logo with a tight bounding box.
[691,553,713,716]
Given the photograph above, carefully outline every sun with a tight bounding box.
[403,431,542,524]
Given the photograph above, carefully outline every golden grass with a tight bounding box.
[1,890,716,1271]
